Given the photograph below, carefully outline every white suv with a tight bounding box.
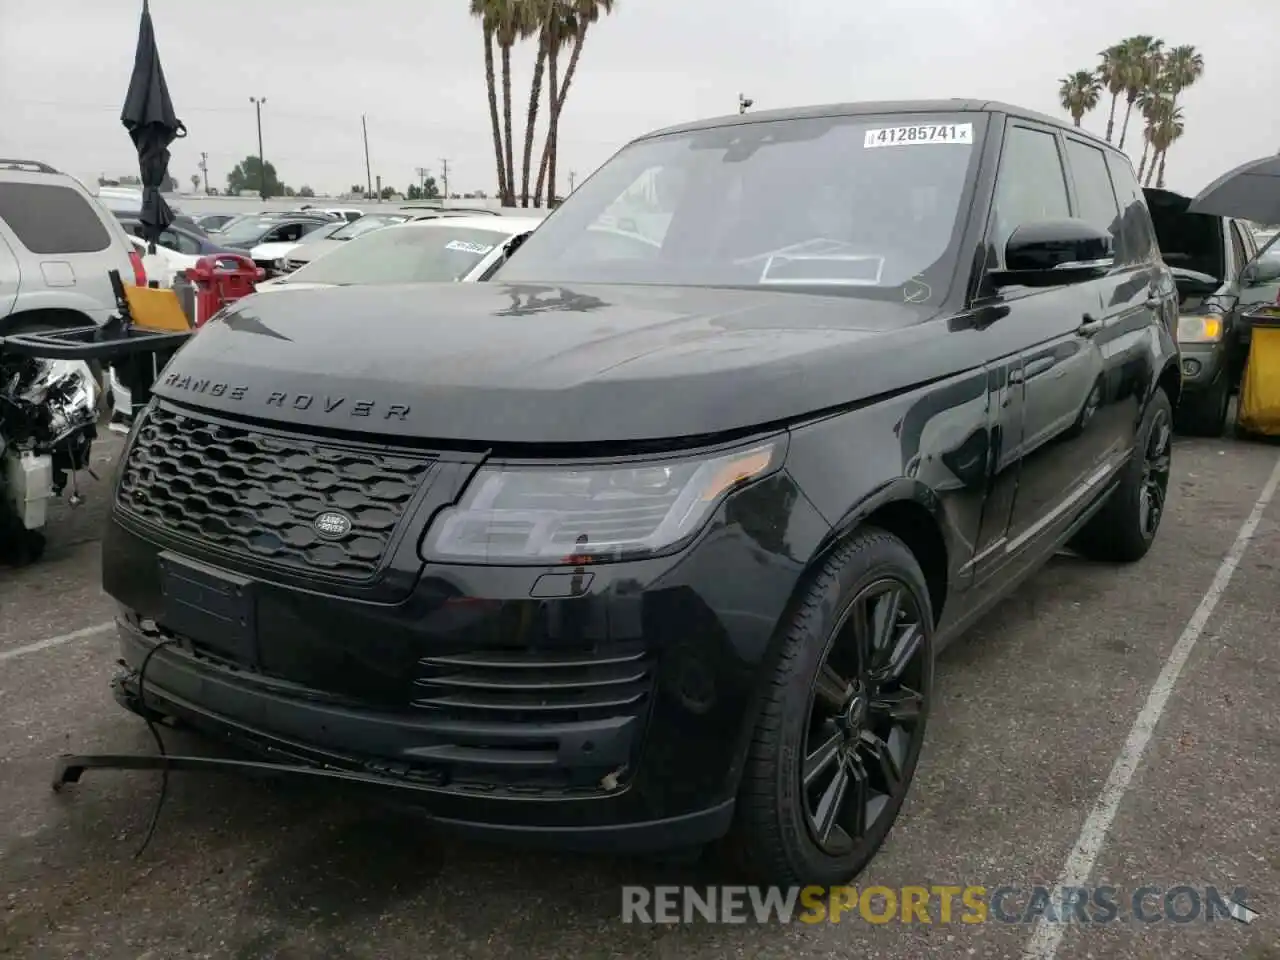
[0,158,143,337]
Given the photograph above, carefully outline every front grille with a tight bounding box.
[409,643,654,790]
[285,257,309,272]
[116,404,433,580]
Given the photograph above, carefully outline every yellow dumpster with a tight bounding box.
[1236,312,1280,437]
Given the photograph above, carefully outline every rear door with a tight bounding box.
[1061,136,1160,468]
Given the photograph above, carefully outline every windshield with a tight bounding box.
[332,214,408,241]
[216,217,279,243]
[495,113,985,299]
[283,225,510,285]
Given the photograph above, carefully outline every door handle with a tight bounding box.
[1145,295,1161,309]
[1078,314,1104,337]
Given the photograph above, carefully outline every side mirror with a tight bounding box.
[1243,258,1280,286]
[990,219,1114,289]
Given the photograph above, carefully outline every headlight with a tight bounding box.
[423,439,784,564]
[1177,314,1224,343]
[271,258,288,273]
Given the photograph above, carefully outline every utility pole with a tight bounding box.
[199,152,209,194]
[376,174,382,201]
[362,114,373,200]
[249,97,267,199]
[568,171,577,193]
[415,166,429,196]
[439,158,449,201]
[738,93,754,115]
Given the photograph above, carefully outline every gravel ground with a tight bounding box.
[1,430,1278,959]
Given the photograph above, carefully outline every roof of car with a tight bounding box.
[639,99,1111,150]
[396,215,544,233]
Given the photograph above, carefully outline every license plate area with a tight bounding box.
[158,552,257,666]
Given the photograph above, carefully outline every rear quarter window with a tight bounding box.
[0,182,113,254]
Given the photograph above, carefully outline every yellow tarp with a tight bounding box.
[1237,326,1280,437]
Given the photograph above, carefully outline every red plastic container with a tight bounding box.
[185,254,265,327]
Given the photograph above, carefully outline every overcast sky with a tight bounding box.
[1,0,1275,199]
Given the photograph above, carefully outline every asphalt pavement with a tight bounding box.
[1,430,1278,959]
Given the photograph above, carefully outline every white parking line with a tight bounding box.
[0,621,115,664]
[1024,452,1280,959]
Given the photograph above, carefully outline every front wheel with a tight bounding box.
[726,528,934,886]
[1071,387,1173,563]
[1174,373,1229,437]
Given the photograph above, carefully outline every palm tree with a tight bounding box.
[1151,44,1204,183]
[1135,87,1170,183]
[1116,35,1164,151]
[535,2,576,207]
[495,0,529,206]
[1059,70,1102,127]
[470,0,512,203]
[534,0,616,205]
[1097,43,1129,142]
[1149,105,1185,189]
[520,0,554,207]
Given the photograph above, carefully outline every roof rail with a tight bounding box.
[0,158,60,174]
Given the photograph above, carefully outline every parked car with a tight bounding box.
[192,212,237,232]
[298,205,364,222]
[253,215,545,292]
[119,217,242,260]
[98,100,1179,887]
[248,219,348,276]
[126,233,200,279]
[1144,187,1280,435]
[0,158,143,335]
[277,211,414,272]
[209,214,336,252]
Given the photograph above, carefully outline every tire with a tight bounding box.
[726,528,935,886]
[1071,387,1173,563]
[1173,373,1229,437]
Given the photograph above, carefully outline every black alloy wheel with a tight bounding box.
[728,529,935,886]
[1139,403,1172,540]
[802,579,928,856]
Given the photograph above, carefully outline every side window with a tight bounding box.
[173,230,202,255]
[988,126,1070,268]
[0,183,112,255]
[1104,153,1156,265]
[279,224,303,242]
[1065,139,1121,244]
[158,229,180,251]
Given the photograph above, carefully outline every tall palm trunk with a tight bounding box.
[1118,96,1136,150]
[1144,152,1159,187]
[1156,149,1169,189]
[501,44,516,205]
[522,29,550,207]
[544,44,560,206]
[534,26,590,201]
[1105,92,1119,142]
[481,29,507,202]
[1137,139,1150,182]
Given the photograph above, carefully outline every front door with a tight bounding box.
[971,120,1108,581]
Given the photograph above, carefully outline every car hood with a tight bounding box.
[153,282,967,446]
[252,280,333,294]
[250,240,303,260]
[286,239,343,263]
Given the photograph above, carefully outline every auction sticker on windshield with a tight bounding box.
[863,123,974,148]
[445,240,496,255]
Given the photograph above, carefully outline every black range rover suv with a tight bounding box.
[101,100,1180,886]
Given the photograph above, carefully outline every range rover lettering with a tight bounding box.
[99,100,1179,885]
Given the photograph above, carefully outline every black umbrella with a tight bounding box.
[120,0,186,253]
[1188,155,1280,225]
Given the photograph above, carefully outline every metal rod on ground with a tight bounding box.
[249,97,267,200]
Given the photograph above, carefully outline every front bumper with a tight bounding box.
[1177,340,1228,389]
[101,441,829,850]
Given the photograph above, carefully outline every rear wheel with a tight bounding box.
[1071,388,1173,563]
[1174,373,1229,437]
[727,529,934,885]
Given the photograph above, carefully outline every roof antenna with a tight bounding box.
[738,93,754,115]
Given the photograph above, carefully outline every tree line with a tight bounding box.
[1059,36,1205,190]
[470,0,617,208]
